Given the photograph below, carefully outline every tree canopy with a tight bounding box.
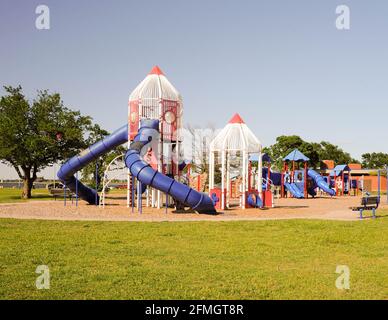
[361,152,388,169]
[263,135,358,171]
[0,85,92,198]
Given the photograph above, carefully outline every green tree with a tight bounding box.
[0,86,91,198]
[81,124,125,190]
[361,152,388,169]
[263,135,320,170]
[264,136,357,171]
[318,141,357,166]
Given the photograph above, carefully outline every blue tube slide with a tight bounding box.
[307,169,335,196]
[284,182,304,198]
[247,193,263,208]
[57,124,128,204]
[294,181,316,197]
[125,119,216,214]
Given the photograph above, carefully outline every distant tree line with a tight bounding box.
[263,135,359,171]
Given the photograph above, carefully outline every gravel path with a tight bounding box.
[1,195,385,222]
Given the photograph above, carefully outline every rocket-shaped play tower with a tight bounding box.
[209,114,263,210]
[129,66,182,143]
[127,66,183,209]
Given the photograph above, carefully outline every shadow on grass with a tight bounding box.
[370,211,388,219]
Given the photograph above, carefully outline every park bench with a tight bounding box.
[49,188,74,200]
[350,196,379,219]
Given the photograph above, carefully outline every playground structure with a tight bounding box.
[128,65,183,210]
[328,165,353,196]
[280,149,336,199]
[323,164,388,198]
[56,66,386,214]
[208,114,264,210]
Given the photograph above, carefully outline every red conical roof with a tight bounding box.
[228,113,245,124]
[148,65,164,75]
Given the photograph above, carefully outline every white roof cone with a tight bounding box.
[210,113,262,153]
[129,66,182,103]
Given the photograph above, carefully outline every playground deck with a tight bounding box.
[0,195,386,222]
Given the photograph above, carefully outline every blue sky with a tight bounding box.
[1,0,387,178]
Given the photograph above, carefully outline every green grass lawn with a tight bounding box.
[0,214,387,300]
[0,188,52,203]
[0,187,126,203]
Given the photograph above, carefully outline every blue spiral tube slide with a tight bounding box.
[57,124,128,204]
[307,169,336,196]
[284,182,304,198]
[125,119,216,214]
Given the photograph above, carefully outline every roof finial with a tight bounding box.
[149,65,164,75]
[228,113,245,124]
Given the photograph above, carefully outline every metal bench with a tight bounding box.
[350,196,379,219]
[49,188,74,200]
